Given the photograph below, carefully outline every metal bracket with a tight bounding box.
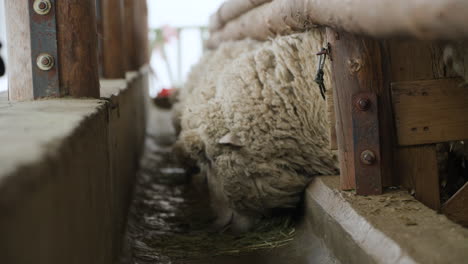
[28,0,60,98]
[352,92,382,195]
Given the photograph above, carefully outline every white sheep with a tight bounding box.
[176,31,339,232]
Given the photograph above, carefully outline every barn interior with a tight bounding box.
[0,1,468,264]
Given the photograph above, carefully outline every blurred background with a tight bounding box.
[0,0,225,95]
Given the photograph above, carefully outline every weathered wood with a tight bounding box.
[5,0,34,101]
[123,0,138,71]
[442,182,468,227]
[133,0,149,68]
[123,0,148,71]
[56,0,100,98]
[326,88,337,150]
[101,0,126,78]
[392,78,468,146]
[326,29,394,190]
[208,0,468,49]
[385,40,457,210]
[6,0,100,100]
[396,146,440,209]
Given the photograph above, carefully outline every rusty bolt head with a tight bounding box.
[39,2,47,9]
[357,98,371,111]
[36,53,55,71]
[41,57,50,65]
[360,150,376,165]
[34,0,52,15]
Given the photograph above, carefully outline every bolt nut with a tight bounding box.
[36,53,55,71]
[360,150,376,165]
[33,0,52,15]
[357,98,371,111]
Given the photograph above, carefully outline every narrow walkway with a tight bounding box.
[121,107,339,264]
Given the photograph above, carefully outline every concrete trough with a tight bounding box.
[0,69,149,264]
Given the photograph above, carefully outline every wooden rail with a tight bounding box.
[5,0,149,100]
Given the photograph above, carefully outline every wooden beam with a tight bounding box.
[123,0,149,72]
[385,40,461,210]
[56,0,100,98]
[133,0,149,68]
[5,0,33,101]
[6,0,100,100]
[326,88,338,150]
[392,78,468,146]
[326,29,395,190]
[396,146,440,209]
[123,0,137,71]
[101,0,126,78]
[442,182,468,227]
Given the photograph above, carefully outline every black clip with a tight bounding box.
[314,44,330,100]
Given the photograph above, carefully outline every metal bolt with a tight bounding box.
[360,150,376,165]
[357,98,371,111]
[36,53,55,71]
[33,0,52,15]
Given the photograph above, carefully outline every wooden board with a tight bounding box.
[326,29,395,190]
[102,0,126,78]
[5,0,34,101]
[442,182,468,227]
[384,40,457,209]
[392,78,468,146]
[396,146,440,209]
[56,0,100,98]
[326,87,338,150]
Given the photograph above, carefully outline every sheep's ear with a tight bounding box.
[219,133,244,147]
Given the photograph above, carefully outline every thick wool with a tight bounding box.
[172,40,261,135]
[177,31,339,231]
[443,42,468,84]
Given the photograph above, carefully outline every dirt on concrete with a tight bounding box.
[120,108,339,264]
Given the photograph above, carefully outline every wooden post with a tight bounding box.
[56,0,100,98]
[123,0,137,71]
[5,0,100,101]
[133,0,149,68]
[101,0,126,78]
[384,40,461,210]
[326,28,395,191]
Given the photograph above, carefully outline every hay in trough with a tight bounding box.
[147,216,295,260]
[125,133,297,263]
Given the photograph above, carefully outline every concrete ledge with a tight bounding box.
[305,176,468,264]
[0,69,149,264]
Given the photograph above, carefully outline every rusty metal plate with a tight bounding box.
[352,92,382,195]
[28,0,60,98]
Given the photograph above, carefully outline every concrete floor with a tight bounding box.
[121,107,339,264]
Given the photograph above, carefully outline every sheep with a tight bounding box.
[172,39,261,136]
[175,30,339,232]
[443,42,468,86]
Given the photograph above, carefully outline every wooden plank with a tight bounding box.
[395,146,440,209]
[123,0,138,71]
[326,29,395,190]
[102,0,126,78]
[392,78,468,146]
[326,87,338,150]
[385,40,454,209]
[134,0,149,68]
[5,0,34,101]
[56,0,100,98]
[442,182,468,227]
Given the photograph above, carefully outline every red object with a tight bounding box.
[157,88,173,98]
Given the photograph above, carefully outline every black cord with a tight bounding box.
[314,47,328,100]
